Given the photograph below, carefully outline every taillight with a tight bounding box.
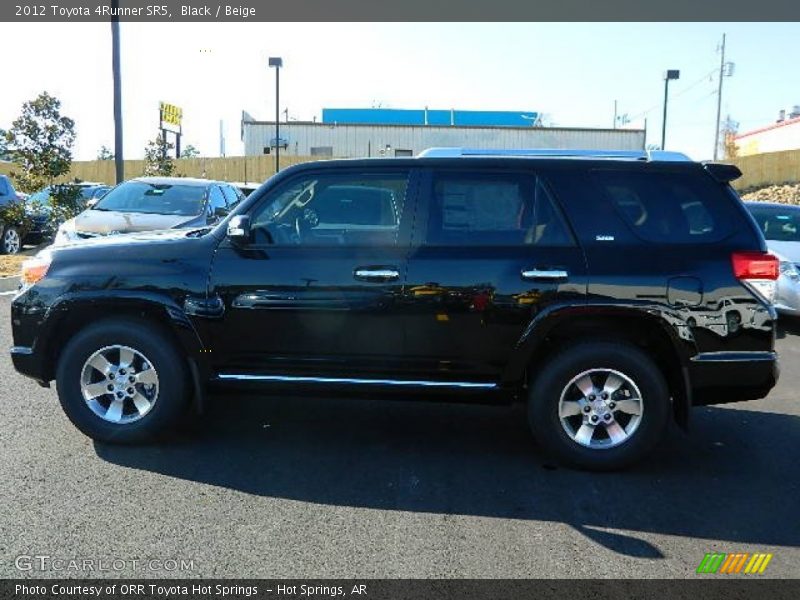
[731,251,778,305]
[731,252,779,281]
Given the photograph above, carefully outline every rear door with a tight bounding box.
[402,166,587,384]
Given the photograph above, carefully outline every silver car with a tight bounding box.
[746,202,800,316]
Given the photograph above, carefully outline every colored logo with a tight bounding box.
[697,552,773,574]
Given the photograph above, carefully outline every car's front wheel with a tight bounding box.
[528,341,670,471]
[56,318,189,443]
[1,225,22,254]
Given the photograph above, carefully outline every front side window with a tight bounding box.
[249,171,409,246]
[427,172,574,246]
[93,181,208,216]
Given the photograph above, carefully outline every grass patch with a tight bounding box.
[0,254,27,277]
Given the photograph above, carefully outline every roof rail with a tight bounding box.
[417,147,691,162]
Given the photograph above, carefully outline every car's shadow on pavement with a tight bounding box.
[777,317,800,339]
[94,392,800,559]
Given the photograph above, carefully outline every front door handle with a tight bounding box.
[521,268,569,281]
[354,267,400,282]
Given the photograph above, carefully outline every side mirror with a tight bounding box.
[86,198,99,208]
[227,214,251,243]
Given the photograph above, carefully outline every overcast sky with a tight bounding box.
[1,22,798,161]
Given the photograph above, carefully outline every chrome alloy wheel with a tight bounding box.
[557,368,644,450]
[3,228,21,254]
[80,345,160,424]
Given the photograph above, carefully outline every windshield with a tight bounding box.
[748,205,800,242]
[93,181,207,216]
[27,185,107,206]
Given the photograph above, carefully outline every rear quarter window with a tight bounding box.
[592,169,740,244]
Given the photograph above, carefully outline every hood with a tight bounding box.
[767,241,800,264]
[73,209,199,234]
[52,227,211,252]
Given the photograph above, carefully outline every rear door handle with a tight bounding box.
[354,267,400,282]
[521,268,569,281]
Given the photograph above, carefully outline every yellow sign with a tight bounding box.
[159,102,183,129]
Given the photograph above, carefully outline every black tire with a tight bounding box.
[55,318,189,443]
[528,342,670,471]
[1,225,22,254]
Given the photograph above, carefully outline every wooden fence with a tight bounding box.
[6,149,800,191]
[729,149,800,190]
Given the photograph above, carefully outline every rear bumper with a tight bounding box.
[690,351,779,405]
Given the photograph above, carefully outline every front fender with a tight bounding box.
[19,290,210,383]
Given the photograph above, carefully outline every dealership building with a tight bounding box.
[240,108,646,158]
[734,107,800,156]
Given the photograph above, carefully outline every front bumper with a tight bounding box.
[690,351,779,405]
[10,345,49,385]
[775,272,800,316]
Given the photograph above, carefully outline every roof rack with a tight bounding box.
[417,147,691,162]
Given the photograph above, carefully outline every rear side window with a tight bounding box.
[592,170,739,244]
[427,172,574,246]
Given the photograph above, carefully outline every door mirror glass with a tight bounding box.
[227,214,251,242]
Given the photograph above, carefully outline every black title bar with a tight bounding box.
[2,0,800,21]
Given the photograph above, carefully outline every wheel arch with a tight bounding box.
[505,305,696,429]
[35,292,209,410]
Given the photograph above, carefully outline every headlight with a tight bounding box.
[20,254,51,287]
[779,261,800,281]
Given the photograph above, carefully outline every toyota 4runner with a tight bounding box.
[9,149,780,470]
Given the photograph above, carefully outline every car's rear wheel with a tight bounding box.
[56,318,189,443]
[528,341,670,471]
[1,225,21,254]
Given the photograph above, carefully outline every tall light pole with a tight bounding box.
[661,69,680,150]
[111,0,123,183]
[268,57,282,174]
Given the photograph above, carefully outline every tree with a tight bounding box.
[143,135,175,176]
[721,115,740,160]
[180,144,200,159]
[6,91,76,194]
[0,128,8,160]
[97,145,115,160]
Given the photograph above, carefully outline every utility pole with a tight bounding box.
[613,100,618,129]
[111,0,123,183]
[713,33,727,161]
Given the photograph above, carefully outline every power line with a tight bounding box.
[627,67,718,123]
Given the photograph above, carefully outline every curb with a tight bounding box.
[0,275,20,293]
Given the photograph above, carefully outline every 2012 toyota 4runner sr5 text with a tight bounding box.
[10,149,780,470]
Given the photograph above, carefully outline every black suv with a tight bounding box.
[10,149,780,470]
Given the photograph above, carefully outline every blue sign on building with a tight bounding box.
[321,108,540,128]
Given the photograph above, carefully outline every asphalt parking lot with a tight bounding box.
[1,293,798,579]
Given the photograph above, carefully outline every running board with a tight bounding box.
[216,374,497,389]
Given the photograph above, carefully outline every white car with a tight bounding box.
[746,202,800,316]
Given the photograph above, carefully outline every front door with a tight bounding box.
[403,167,587,384]
[207,167,418,380]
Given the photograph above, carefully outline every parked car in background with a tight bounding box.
[746,201,800,316]
[25,182,111,245]
[53,177,244,245]
[230,181,260,198]
[0,174,25,254]
[11,150,780,471]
